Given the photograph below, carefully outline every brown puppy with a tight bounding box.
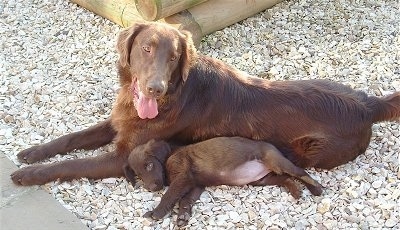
[11,22,400,190]
[124,137,322,226]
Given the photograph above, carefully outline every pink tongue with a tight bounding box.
[137,90,158,119]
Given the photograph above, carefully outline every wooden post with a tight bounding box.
[70,0,144,27]
[70,0,283,45]
[166,0,284,36]
[162,0,284,45]
[135,0,208,21]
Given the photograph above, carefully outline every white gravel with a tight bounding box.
[1,0,399,229]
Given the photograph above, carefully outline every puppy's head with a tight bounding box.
[124,139,171,191]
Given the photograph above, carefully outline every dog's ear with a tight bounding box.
[123,163,137,185]
[153,141,172,163]
[116,23,146,68]
[178,30,197,82]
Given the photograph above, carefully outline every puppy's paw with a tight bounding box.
[299,176,323,196]
[282,178,301,199]
[143,209,167,220]
[177,212,191,227]
[308,183,323,196]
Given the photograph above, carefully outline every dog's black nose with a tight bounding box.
[146,81,165,98]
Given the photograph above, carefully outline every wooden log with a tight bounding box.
[69,0,203,42]
[135,0,208,21]
[70,0,283,45]
[165,0,284,36]
[69,0,144,27]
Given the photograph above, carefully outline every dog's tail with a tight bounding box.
[368,92,400,123]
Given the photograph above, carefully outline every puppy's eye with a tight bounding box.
[145,162,153,171]
[143,46,150,53]
[170,56,177,61]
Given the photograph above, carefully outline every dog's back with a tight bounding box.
[171,56,400,169]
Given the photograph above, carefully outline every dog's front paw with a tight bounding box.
[17,145,49,164]
[11,165,51,186]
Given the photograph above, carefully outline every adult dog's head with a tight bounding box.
[116,22,197,119]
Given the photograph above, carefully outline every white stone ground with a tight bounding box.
[1,0,399,229]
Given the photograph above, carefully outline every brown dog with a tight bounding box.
[124,137,323,226]
[11,21,400,190]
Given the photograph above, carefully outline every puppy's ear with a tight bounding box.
[123,163,137,185]
[116,23,146,68]
[178,30,197,82]
[153,141,172,163]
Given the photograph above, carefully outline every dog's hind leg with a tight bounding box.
[259,143,323,196]
[289,133,373,169]
[250,174,302,199]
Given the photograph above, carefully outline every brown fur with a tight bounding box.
[126,137,322,226]
[11,22,400,189]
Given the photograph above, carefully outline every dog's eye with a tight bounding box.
[143,46,150,53]
[170,56,177,61]
[145,162,153,171]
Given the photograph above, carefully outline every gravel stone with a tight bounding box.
[2,0,400,229]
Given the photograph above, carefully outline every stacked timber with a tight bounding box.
[135,0,208,21]
[70,0,283,45]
